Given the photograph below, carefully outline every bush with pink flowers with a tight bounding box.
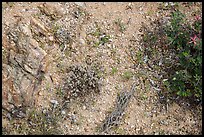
[142,10,202,102]
[164,10,202,101]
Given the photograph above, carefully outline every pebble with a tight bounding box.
[50,99,59,105]
[99,118,103,122]
[61,110,66,115]
[84,127,88,132]
[50,99,59,108]
[164,3,169,7]
[83,105,86,110]
[38,91,43,96]
[139,7,143,11]
[70,115,77,124]
[74,2,85,7]
[48,36,54,41]
[135,128,140,131]
[20,24,32,36]
[169,2,175,6]
[79,38,86,46]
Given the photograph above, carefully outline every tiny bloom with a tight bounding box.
[189,34,199,46]
[195,15,201,21]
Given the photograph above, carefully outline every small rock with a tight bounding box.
[84,127,88,132]
[38,91,43,96]
[169,2,175,6]
[50,99,58,104]
[50,99,59,108]
[74,2,85,7]
[155,132,159,135]
[70,114,77,124]
[79,38,85,46]
[83,105,86,110]
[139,7,143,11]
[61,110,66,115]
[6,113,12,120]
[164,2,168,7]
[30,17,50,36]
[145,16,150,20]
[48,36,54,41]
[19,24,32,37]
[38,3,63,19]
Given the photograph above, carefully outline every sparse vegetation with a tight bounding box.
[122,71,133,80]
[114,18,126,33]
[2,2,202,135]
[111,67,118,75]
[62,64,102,100]
[2,107,63,135]
[91,25,111,47]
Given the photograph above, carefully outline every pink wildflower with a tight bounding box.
[195,15,201,21]
[189,34,199,46]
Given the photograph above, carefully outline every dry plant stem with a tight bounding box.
[100,82,139,133]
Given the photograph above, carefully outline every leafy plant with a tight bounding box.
[164,10,202,101]
[139,3,202,104]
[114,18,126,33]
[91,26,111,47]
[122,71,133,80]
[141,9,202,102]
[99,34,111,45]
[111,67,118,75]
[136,49,145,64]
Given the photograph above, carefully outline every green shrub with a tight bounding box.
[164,10,202,100]
[141,9,202,102]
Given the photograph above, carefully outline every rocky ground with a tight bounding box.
[2,2,202,135]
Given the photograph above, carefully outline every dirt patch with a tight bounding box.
[2,2,202,135]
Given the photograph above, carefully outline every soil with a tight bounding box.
[2,2,202,135]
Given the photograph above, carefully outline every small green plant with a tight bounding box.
[158,129,166,135]
[91,26,111,47]
[114,18,126,33]
[147,10,154,16]
[51,23,61,34]
[122,71,133,80]
[99,34,111,45]
[136,49,144,64]
[111,67,118,75]
[114,126,125,134]
[92,27,101,37]
[45,83,50,91]
[141,94,148,100]
[56,87,64,98]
